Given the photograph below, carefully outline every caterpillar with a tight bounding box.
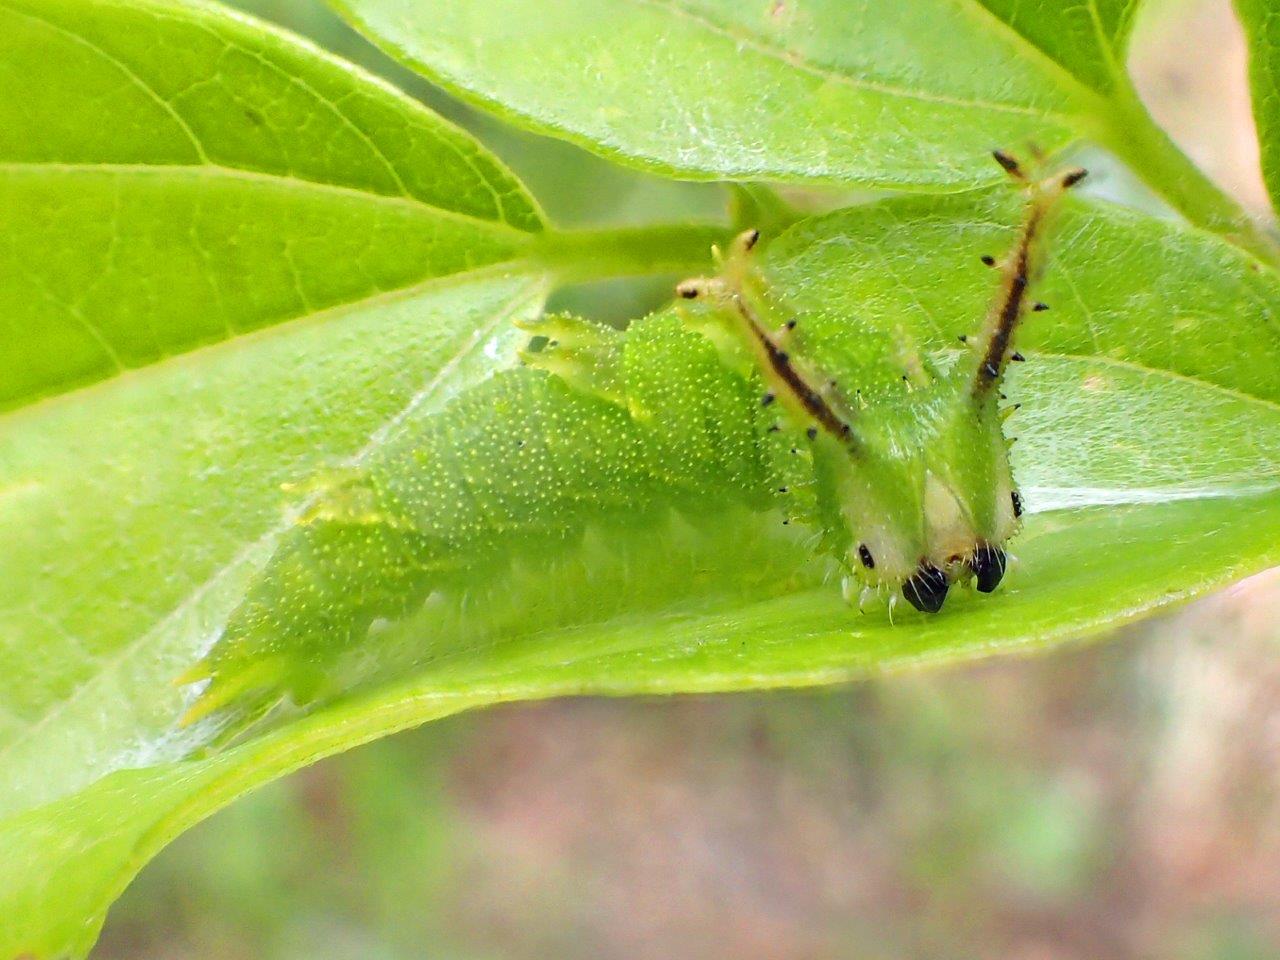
[180,152,1085,726]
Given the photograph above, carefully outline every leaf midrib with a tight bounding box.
[0,257,539,432]
[0,211,538,417]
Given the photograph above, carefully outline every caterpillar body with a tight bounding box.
[182,154,1084,725]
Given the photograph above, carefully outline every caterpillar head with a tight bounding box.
[681,151,1082,614]
[828,382,1020,612]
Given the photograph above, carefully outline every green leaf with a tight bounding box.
[1235,0,1280,214]
[0,271,547,958]
[5,180,1279,955]
[973,0,1142,91]
[0,0,543,409]
[326,0,1280,269]
[326,0,1093,189]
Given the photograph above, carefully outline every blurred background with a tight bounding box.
[93,1,1280,957]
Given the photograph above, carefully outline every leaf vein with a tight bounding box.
[0,1,211,164]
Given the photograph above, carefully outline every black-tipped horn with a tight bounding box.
[970,544,1007,593]
[903,562,949,613]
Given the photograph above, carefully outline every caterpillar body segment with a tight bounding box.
[185,314,788,722]
[183,152,1083,724]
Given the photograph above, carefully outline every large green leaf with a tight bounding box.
[0,0,547,809]
[0,0,543,409]
[326,0,1096,189]
[4,180,1279,955]
[327,0,1280,269]
[1235,0,1280,214]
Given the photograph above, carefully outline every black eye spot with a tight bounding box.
[970,543,1007,593]
[902,561,948,613]
[857,544,875,569]
[1011,490,1024,518]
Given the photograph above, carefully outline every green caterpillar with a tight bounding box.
[181,153,1084,725]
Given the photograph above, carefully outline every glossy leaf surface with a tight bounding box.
[329,0,1094,188]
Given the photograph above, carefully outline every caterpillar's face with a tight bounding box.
[679,152,1081,617]
[834,392,1020,613]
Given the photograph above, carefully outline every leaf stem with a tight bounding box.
[531,222,732,284]
[1091,81,1280,269]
